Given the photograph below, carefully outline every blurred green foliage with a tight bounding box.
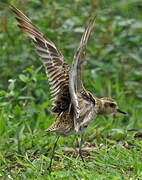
[0,0,142,179]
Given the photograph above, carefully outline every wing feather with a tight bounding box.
[69,17,96,125]
[11,6,70,114]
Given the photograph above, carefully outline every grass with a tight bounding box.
[0,0,142,179]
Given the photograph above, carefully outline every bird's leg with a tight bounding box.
[47,136,60,171]
[79,133,85,162]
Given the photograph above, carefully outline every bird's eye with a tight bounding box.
[109,103,115,108]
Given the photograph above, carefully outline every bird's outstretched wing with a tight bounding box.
[69,17,96,127]
[11,5,70,114]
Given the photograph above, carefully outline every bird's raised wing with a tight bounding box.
[11,6,70,114]
[69,17,96,120]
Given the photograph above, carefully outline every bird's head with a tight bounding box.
[98,97,126,116]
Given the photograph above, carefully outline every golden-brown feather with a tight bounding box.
[11,5,71,114]
[12,6,126,138]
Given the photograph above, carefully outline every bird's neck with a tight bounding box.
[94,97,105,115]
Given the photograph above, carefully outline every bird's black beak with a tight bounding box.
[117,109,127,114]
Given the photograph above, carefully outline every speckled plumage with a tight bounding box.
[11,6,98,137]
[11,6,126,167]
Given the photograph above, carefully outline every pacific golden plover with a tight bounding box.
[11,6,126,169]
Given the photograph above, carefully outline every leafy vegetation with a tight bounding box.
[0,0,142,179]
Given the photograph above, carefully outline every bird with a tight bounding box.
[11,5,126,170]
